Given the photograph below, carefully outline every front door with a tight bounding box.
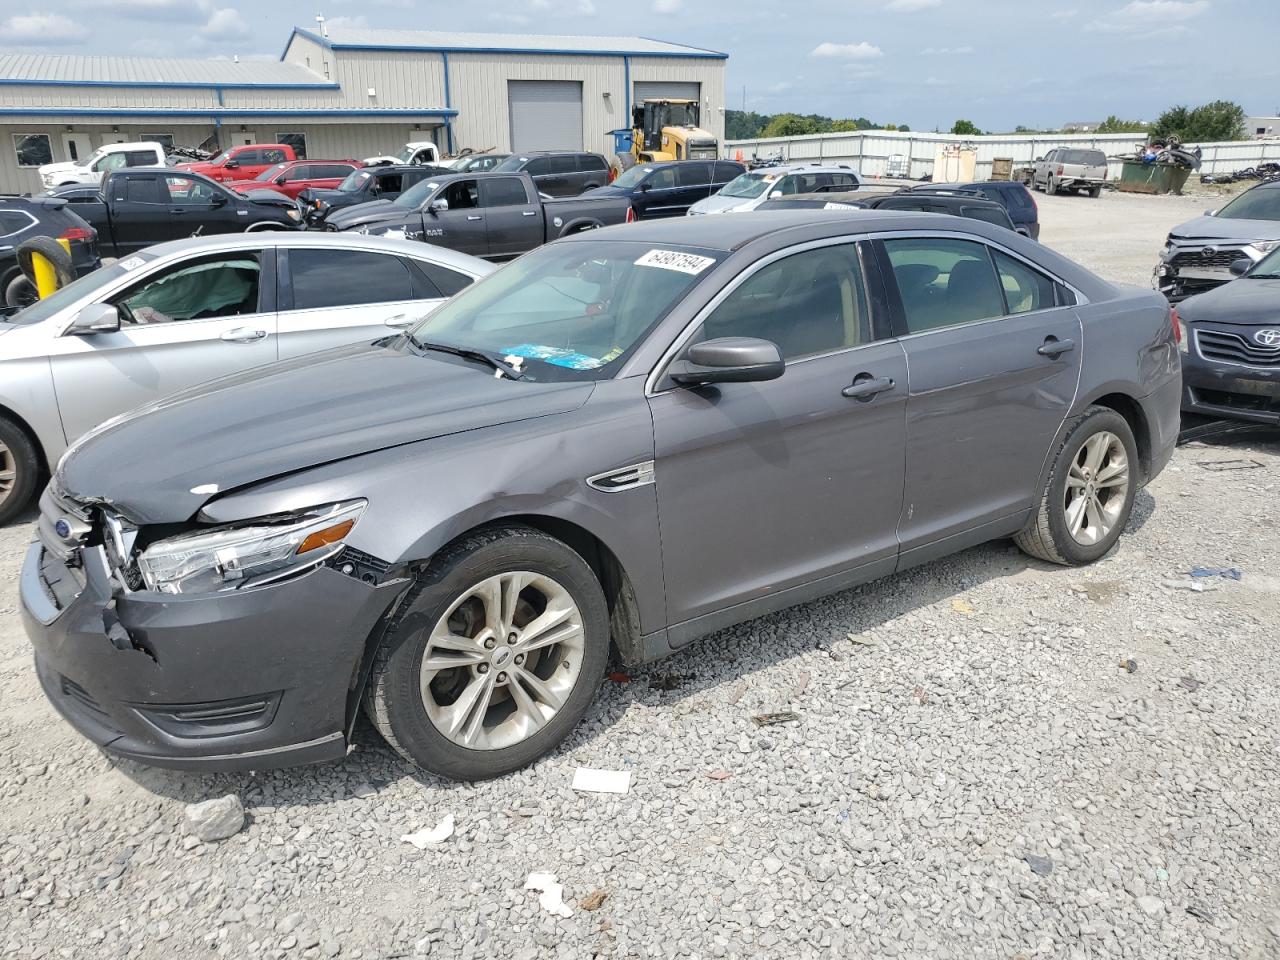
[636,165,681,218]
[424,179,488,258]
[649,242,908,629]
[48,252,277,441]
[61,133,93,165]
[480,176,541,258]
[160,174,243,239]
[878,236,1083,556]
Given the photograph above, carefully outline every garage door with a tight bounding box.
[633,81,701,105]
[508,81,583,152]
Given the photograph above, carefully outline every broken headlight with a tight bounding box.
[137,500,365,594]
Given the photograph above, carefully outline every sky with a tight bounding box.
[1,0,1277,132]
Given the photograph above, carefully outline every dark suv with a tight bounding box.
[300,164,450,226]
[1,195,101,308]
[490,151,612,197]
[910,181,1040,240]
[582,159,746,218]
[761,189,1017,232]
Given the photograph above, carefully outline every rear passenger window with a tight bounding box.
[884,237,1005,332]
[123,178,160,203]
[829,174,859,190]
[698,244,870,360]
[525,158,552,176]
[549,156,577,175]
[579,155,609,172]
[377,174,403,193]
[676,163,711,186]
[993,251,1057,314]
[289,249,414,309]
[124,151,156,167]
[481,177,529,207]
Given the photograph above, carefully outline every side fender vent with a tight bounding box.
[587,461,655,493]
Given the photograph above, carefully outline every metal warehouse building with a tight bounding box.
[0,26,727,194]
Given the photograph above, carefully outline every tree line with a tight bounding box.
[726,110,910,140]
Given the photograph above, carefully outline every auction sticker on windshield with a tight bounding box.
[635,250,716,275]
[118,256,148,271]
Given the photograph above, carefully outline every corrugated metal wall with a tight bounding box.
[631,57,726,144]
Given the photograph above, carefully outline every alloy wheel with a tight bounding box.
[1063,430,1130,546]
[418,571,586,751]
[0,440,14,509]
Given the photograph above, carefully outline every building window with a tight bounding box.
[276,133,308,160]
[14,133,52,168]
[322,60,330,79]
[140,132,175,151]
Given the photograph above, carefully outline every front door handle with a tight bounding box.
[1037,337,1075,358]
[521,210,538,217]
[221,327,266,343]
[842,374,896,400]
[466,215,483,221]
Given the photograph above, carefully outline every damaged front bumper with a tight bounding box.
[20,535,408,772]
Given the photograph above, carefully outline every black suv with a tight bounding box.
[301,164,451,226]
[1,195,101,308]
[582,159,746,219]
[909,181,1040,240]
[490,151,612,197]
[760,189,1017,233]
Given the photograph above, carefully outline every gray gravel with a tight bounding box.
[3,190,1280,959]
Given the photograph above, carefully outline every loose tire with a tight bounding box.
[1015,406,1139,566]
[364,524,610,780]
[0,417,40,526]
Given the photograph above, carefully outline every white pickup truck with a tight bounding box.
[38,141,168,189]
[362,140,442,167]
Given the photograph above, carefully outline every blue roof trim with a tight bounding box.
[285,26,727,60]
[0,107,457,118]
[0,78,338,90]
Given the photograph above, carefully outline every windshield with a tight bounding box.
[408,241,723,381]
[205,151,229,165]
[338,170,371,193]
[1248,247,1280,277]
[255,163,288,181]
[395,146,417,163]
[5,258,150,325]
[719,172,775,199]
[395,179,440,208]
[613,165,657,189]
[492,155,530,172]
[1217,187,1280,221]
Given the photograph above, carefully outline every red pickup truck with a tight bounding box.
[176,143,297,183]
[225,160,363,199]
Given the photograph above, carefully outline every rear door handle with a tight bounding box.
[221,327,266,343]
[1037,337,1075,358]
[466,215,483,221]
[842,375,896,400]
[521,210,537,217]
[169,208,186,215]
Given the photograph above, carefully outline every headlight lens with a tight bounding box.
[137,500,366,594]
[1248,239,1280,256]
[287,208,302,221]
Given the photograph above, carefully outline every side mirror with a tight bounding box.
[428,198,449,214]
[1205,209,1217,217]
[67,303,120,336]
[224,159,240,170]
[1035,156,1043,162]
[1229,258,1252,277]
[668,337,784,386]
[211,193,228,207]
[275,174,288,185]
[638,182,652,192]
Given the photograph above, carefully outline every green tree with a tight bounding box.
[829,119,861,132]
[1150,100,1245,142]
[898,124,910,132]
[951,119,982,136]
[724,110,770,140]
[761,113,822,138]
[1095,115,1148,134]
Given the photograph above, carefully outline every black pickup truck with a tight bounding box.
[322,171,632,260]
[49,169,301,257]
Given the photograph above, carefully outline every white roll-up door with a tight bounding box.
[633,81,701,105]
[508,81,584,152]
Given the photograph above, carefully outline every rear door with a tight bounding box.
[276,246,427,358]
[47,250,277,440]
[877,235,1082,561]
[480,176,541,257]
[103,173,174,251]
[577,154,610,191]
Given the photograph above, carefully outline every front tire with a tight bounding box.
[364,524,610,780]
[0,417,40,526]
[1015,406,1138,566]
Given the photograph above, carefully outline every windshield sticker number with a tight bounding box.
[634,249,716,276]
[118,256,147,271]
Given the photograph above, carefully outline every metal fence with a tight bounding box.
[723,130,1280,181]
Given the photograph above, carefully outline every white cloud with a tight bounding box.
[811,41,884,60]
[922,45,973,54]
[1089,0,1208,32]
[1049,7,1079,18]
[653,0,682,10]
[0,13,89,44]
[887,0,941,10]
[200,7,249,42]
[486,11,531,24]
[93,0,210,19]
[530,0,596,12]
[325,15,369,30]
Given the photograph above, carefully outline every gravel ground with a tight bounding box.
[4,189,1280,960]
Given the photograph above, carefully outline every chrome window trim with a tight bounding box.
[0,209,37,239]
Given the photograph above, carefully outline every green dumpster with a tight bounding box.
[1116,161,1192,196]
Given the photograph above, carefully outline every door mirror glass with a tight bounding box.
[1229,257,1252,277]
[224,159,239,170]
[275,174,289,185]
[210,192,228,207]
[1035,156,1044,162]
[428,198,449,213]
[1205,208,1217,216]
[669,337,784,386]
[67,303,121,336]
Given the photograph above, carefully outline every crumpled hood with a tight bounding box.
[241,188,297,209]
[1179,277,1280,326]
[325,200,406,230]
[59,342,594,523]
[38,161,79,178]
[689,193,758,215]
[1170,215,1280,243]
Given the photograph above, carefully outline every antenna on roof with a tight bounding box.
[315,14,328,38]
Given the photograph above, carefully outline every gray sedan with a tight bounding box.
[22,211,1181,781]
[0,232,493,523]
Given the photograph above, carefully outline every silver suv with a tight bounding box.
[1156,180,1280,301]
[688,163,861,214]
[1031,148,1109,197]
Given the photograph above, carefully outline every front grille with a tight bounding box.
[1170,247,1246,270]
[60,676,114,726]
[1196,330,1280,368]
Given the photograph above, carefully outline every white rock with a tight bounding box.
[524,872,573,918]
[400,814,455,849]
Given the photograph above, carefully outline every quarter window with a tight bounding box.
[412,260,473,297]
[289,249,414,309]
[14,133,52,167]
[697,244,870,361]
[113,255,262,325]
[993,251,1058,314]
[579,155,609,172]
[884,237,1006,332]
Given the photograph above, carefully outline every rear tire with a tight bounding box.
[364,524,610,780]
[1015,406,1139,566]
[0,416,40,526]
[1047,177,1060,196]
[1089,186,1102,198]
[4,275,37,309]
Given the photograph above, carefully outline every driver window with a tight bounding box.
[111,255,261,325]
[441,179,479,209]
[697,244,870,360]
[95,153,127,173]
[164,176,217,205]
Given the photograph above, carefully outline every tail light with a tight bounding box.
[625,205,636,224]
[60,226,95,242]
[608,167,618,183]
[1171,307,1188,352]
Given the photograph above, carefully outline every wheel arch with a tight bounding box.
[0,400,51,487]
[555,218,604,238]
[1083,391,1152,482]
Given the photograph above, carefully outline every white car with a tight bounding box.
[38,141,167,190]
[0,232,492,523]
[687,163,861,215]
[362,141,442,167]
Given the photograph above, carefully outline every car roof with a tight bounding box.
[747,163,858,175]
[136,231,496,276]
[98,141,163,151]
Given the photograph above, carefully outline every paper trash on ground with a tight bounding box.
[400,814,455,849]
[525,872,574,918]
[571,768,631,794]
